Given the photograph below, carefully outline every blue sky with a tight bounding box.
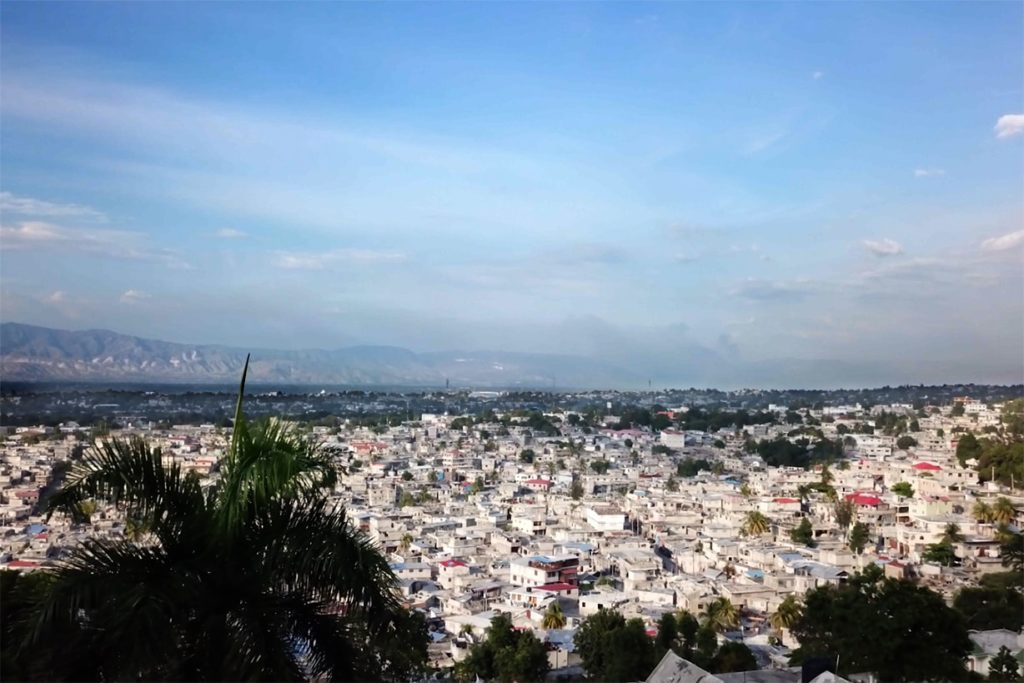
[1,2,1022,386]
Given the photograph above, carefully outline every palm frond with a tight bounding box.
[24,538,194,680]
[46,437,207,538]
[230,353,251,455]
[218,418,337,526]
[248,497,402,633]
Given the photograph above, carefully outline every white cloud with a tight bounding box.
[745,131,786,155]
[213,228,248,239]
[862,238,903,257]
[812,70,825,80]
[0,191,107,222]
[914,168,945,177]
[0,220,192,269]
[119,289,151,304]
[994,114,1024,139]
[981,229,1024,252]
[45,290,67,304]
[274,248,406,270]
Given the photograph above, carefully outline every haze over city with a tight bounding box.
[1,2,1022,387]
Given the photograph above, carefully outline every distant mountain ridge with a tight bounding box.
[0,322,640,388]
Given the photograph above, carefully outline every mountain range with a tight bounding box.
[0,322,640,388]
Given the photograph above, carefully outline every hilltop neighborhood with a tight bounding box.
[2,394,1022,681]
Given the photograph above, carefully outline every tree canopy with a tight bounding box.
[456,614,550,683]
[574,609,657,682]
[789,566,971,682]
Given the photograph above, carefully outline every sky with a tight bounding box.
[1,2,1022,387]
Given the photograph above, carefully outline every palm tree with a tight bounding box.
[941,523,965,546]
[742,511,771,537]
[21,357,417,682]
[992,497,1016,526]
[400,532,414,554]
[541,600,567,630]
[703,597,739,633]
[769,595,802,635]
[820,464,834,487]
[972,500,994,524]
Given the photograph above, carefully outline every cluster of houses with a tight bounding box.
[1,398,1021,679]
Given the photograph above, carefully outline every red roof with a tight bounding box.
[913,462,942,471]
[846,492,882,506]
[6,560,40,568]
[773,497,800,504]
[536,582,576,592]
[524,479,552,486]
[440,559,467,568]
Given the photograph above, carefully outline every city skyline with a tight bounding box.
[1,2,1022,387]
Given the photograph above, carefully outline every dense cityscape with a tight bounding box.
[2,381,1022,681]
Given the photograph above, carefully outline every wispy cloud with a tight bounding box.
[45,290,67,304]
[994,114,1024,139]
[0,220,192,269]
[0,191,107,222]
[812,70,825,80]
[981,229,1024,252]
[274,248,406,270]
[733,278,818,301]
[862,238,903,257]
[913,168,945,178]
[119,289,151,304]
[745,131,786,155]
[213,228,248,239]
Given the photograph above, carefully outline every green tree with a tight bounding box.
[666,475,679,492]
[922,541,958,566]
[988,646,1022,681]
[519,449,536,464]
[956,432,982,465]
[953,586,1024,631]
[402,470,413,482]
[590,460,611,475]
[457,613,549,683]
[890,481,914,498]
[789,566,971,681]
[22,359,423,682]
[849,521,871,555]
[790,517,816,547]
[574,609,657,682]
[677,459,712,477]
[400,532,414,554]
[973,500,994,524]
[894,435,916,450]
[711,641,757,673]
[999,528,1023,575]
[742,511,771,537]
[992,497,1017,525]
[833,499,855,535]
[542,601,567,630]
[570,479,584,500]
[703,597,739,633]
[655,612,677,653]
[941,522,964,546]
[770,595,803,636]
